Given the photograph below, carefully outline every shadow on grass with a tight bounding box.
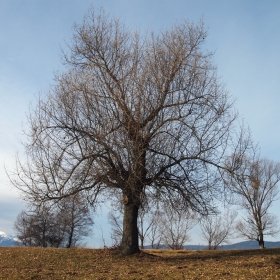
[144,248,280,261]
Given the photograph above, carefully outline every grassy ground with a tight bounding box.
[0,247,280,279]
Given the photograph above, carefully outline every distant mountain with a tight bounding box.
[145,240,280,250]
[219,240,280,250]
[1,231,280,250]
[0,231,18,247]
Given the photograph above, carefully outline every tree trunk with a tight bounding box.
[138,217,144,249]
[66,226,74,248]
[140,237,144,249]
[258,233,265,249]
[118,201,140,255]
[118,138,146,255]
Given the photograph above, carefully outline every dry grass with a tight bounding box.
[0,247,280,279]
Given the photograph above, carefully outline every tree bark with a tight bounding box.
[66,226,74,248]
[118,199,140,255]
[139,231,144,249]
[117,138,146,255]
[140,237,144,249]
[258,233,265,249]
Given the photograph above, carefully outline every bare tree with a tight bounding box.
[57,193,94,248]
[14,206,59,247]
[10,8,248,255]
[137,207,155,249]
[225,156,280,249]
[146,210,163,249]
[159,206,197,250]
[236,214,279,249]
[108,210,123,246]
[200,210,237,249]
[14,194,93,248]
[14,211,33,246]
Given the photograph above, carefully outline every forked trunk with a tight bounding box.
[118,201,140,255]
[140,236,144,249]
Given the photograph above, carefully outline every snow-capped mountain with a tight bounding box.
[0,231,18,247]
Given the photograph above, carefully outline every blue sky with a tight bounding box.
[1,0,280,247]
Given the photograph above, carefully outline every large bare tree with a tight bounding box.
[225,156,280,249]
[10,9,247,255]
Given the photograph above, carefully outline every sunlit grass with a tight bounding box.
[0,247,280,279]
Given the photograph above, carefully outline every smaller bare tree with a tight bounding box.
[14,211,32,246]
[14,206,59,247]
[158,206,197,250]
[14,194,94,248]
[225,156,280,249]
[137,208,150,249]
[57,194,94,248]
[236,213,279,249]
[146,210,163,249]
[108,210,123,247]
[200,210,237,250]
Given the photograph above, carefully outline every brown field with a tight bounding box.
[0,247,280,279]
